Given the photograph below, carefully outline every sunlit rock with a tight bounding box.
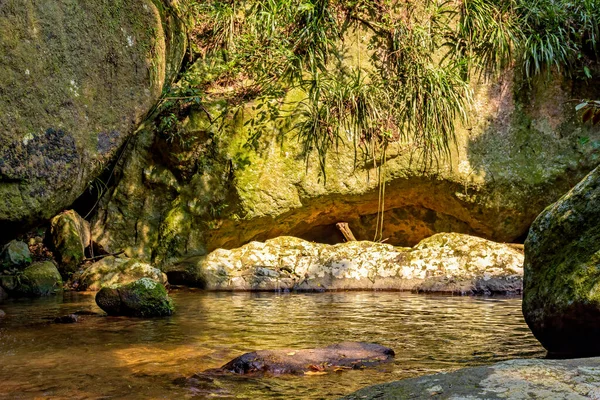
[342,358,600,399]
[165,233,523,294]
[74,256,167,291]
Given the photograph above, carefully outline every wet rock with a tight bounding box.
[54,314,78,324]
[166,233,523,294]
[0,310,5,318]
[1,240,31,268]
[10,261,63,297]
[523,166,600,357]
[219,342,394,375]
[95,278,174,317]
[50,210,90,276]
[75,256,168,291]
[0,286,7,301]
[342,357,600,399]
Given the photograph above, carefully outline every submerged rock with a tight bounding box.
[9,261,63,297]
[220,342,394,375]
[95,278,174,317]
[75,256,168,291]
[54,314,79,324]
[50,210,90,276]
[1,240,31,268]
[523,166,600,357]
[342,357,600,399]
[166,233,523,294]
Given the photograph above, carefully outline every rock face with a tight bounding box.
[342,358,600,400]
[74,256,168,291]
[523,166,600,357]
[1,240,32,267]
[50,210,91,276]
[92,66,600,266]
[165,233,523,294]
[220,342,394,375]
[0,0,186,233]
[95,278,174,317]
[6,261,63,297]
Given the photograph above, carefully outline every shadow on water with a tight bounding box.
[0,290,544,399]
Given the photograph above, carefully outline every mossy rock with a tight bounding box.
[95,278,174,317]
[50,210,90,277]
[0,0,186,233]
[523,165,600,357]
[11,261,63,297]
[1,240,31,268]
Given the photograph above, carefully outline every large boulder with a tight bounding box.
[95,278,174,317]
[1,240,31,268]
[0,0,186,234]
[6,261,63,297]
[50,210,90,276]
[523,165,600,357]
[165,233,524,294]
[74,256,167,291]
[92,66,600,267]
[342,358,600,399]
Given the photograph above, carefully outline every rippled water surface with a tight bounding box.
[0,290,544,399]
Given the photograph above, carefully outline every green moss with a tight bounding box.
[13,261,63,297]
[96,278,174,317]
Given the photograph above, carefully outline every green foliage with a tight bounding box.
[177,0,600,176]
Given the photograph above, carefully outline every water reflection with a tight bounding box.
[0,291,544,399]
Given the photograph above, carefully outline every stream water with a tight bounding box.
[0,290,544,399]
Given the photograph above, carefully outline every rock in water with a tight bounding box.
[75,256,168,291]
[166,233,524,294]
[95,278,174,317]
[54,314,78,324]
[523,165,600,357]
[220,342,394,375]
[0,286,6,301]
[50,210,91,276]
[11,261,63,296]
[341,358,600,399]
[1,240,31,267]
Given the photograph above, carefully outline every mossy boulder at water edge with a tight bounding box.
[50,210,90,276]
[73,256,167,291]
[0,0,186,233]
[95,278,174,317]
[523,165,600,357]
[166,233,524,294]
[4,261,63,297]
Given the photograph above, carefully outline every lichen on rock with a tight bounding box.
[165,233,524,294]
[74,256,167,291]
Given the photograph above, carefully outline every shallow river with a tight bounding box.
[0,290,544,399]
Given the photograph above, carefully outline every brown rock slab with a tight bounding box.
[219,342,394,375]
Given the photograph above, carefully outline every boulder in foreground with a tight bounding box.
[342,357,600,399]
[523,166,600,357]
[219,342,394,375]
[95,278,174,317]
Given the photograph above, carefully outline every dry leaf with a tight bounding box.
[304,371,328,376]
